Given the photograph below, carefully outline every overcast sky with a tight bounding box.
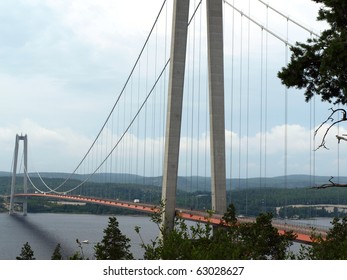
[1,0,345,179]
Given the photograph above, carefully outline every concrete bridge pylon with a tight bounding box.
[9,134,28,215]
[162,0,227,231]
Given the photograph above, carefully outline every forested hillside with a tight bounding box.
[1,175,347,218]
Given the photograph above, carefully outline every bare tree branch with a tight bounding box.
[314,108,347,150]
[311,176,347,189]
[336,134,347,143]
[311,109,347,189]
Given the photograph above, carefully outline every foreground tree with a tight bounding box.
[51,243,63,260]
[94,216,133,260]
[236,213,296,259]
[279,0,347,188]
[278,0,347,104]
[298,217,347,259]
[16,242,35,260]
[137,204,295,260]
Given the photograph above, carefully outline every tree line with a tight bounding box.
[2,174,347,218]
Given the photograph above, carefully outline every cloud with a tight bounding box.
[2,115,346,179]
[0,119,92,172]
[39,0,169,56]
[0,0,155,86]
[0,0,343,181]
[223,123,347,178]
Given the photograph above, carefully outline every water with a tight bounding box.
[0,213,334,260]
[0,213,158,260]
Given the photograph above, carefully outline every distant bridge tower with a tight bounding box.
[9,134,28,215]
[162,0,227,231]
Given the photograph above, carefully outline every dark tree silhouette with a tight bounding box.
[51,243,63,260]
[94,216,133,260]
[298,217,347,259]
[16,242,35,260]
[278,0,347,104]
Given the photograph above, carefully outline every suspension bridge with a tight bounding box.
[4,0,343,244]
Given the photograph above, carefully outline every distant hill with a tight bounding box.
[0,171,343,192]
[231,175,338,190]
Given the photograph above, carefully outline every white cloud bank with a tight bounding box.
[2,110,346,178]
[1,0,345,179]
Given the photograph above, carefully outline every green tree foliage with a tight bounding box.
[299,217,347,259]
[236,213,296,259]
[16,242,36,260]
[137,204,296,260]
[94,216,133,260]
[278,0,347,104]
[69,252,84,260]
[51,243,63,260]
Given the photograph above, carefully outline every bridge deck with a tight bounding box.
[13,193,326,243]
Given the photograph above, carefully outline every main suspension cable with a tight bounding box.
[34,0,168,192]
[62,58,171,194]
[224,0,293,47]
[257,0,319,37]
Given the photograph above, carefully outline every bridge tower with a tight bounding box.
[9,134,28,215]
[162,0,226,231]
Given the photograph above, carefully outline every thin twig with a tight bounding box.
[314,108,347,150]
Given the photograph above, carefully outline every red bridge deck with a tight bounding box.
[13,193,326,243]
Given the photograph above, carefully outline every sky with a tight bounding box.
[1,0,345,179]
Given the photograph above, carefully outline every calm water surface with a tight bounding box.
[0,213,334,260]
[0,213,158,260]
